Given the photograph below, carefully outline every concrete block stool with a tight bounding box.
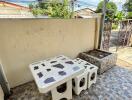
[72,71,88,95]
[51,80,72,100]
[87,65,98,88]
[73,58,98,94]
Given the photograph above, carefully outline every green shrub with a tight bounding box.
[126,12,132,19]
[112,23,118,29]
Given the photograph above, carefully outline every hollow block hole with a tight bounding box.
[72,79,75,87]
[80,78,85,87]
[91,73,95,81]
[57,83,67,93]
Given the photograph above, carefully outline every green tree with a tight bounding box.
[112,11,125,29]
[114,11,125,22]
[30,0,72,18]
[29,3,34,9]
[123,0,132,19]
[126,12,132,19]
[96,1,117,21]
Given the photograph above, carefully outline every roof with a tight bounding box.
[0,1,29,10]
[75,8,96,13]
[0,1,33,18]
[74,8,96,18]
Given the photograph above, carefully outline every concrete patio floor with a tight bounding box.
[117,47,132,65]
[109,30,132,69]
[9,66,132,100]
[109,47,132,69]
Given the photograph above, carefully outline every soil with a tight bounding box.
[85,49,111,59]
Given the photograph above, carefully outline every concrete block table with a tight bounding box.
[78,49,117,74]
[29,55,84,100]
[73,58,98,95]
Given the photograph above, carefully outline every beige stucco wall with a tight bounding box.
[0,85,4,100]
[0,18,100,88]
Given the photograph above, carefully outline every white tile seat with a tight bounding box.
[73,58,98,95]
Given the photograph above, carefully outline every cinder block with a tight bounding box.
[51,80,72,100]
[72,71,87,95]
[87,66,98,88]
[73,58,98,95]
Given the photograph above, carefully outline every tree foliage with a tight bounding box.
[114,11,125,22]
[123,0,132,12]
[29,0,72,18]
[126,12,132,19]
[123,0,132,19]
[96,1,117,21]
[112,11,125,29]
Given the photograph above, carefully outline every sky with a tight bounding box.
[6,0,126,11]
[76,0,126,11]
[110,0,126,11]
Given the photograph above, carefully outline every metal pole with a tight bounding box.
[71,0,74,18]
[98,0,108,49]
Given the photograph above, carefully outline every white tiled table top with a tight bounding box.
[29,55,85,93]
[73,58,98,70]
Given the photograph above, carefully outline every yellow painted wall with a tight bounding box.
[0,18,100,87]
